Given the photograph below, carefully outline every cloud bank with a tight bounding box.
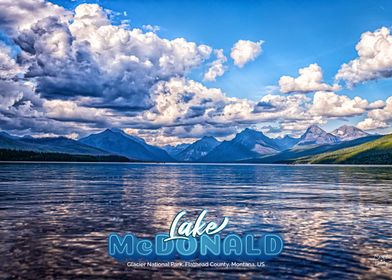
[0,1,391,143]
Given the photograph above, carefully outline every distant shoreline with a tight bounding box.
[0,160,392,168]
[1,148,391,166]
[0,149,131,163]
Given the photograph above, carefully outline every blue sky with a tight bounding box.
[1,0,392,144]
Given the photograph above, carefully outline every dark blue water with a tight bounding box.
[0,163,391,279]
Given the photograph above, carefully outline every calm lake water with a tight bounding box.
[0,163,391,279]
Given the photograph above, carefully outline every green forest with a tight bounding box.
[0,149,130,162]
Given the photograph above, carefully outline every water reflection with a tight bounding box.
[0,163,391,279]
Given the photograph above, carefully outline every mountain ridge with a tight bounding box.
[163,143,190,157]
[295,125,340,147]
[275,135,300,150]
[200,128,281,162]
[296,134,392,164]
[0,133,111,155]
[79,128,173,162]
[0,125,385,164]
[240,135,382,163]
[331,125,369,141]
[175,136,220,161]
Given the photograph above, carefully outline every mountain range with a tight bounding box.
[163,143,190,157]
[79,128,172,162]
[0,132,109,155]
[0,125,390,164]
[331,125,369,141]
[296,134,392,164]
[275,135,299,150]
[200,128,282,162]
[173,136,221,161]
[295,125,340,147]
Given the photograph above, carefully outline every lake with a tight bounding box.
[0,163,391,279]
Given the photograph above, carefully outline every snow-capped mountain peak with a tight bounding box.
[331,125,369,141]
[296,125,340,146]
[175,136,220,161]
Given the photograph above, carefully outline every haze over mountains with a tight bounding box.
[275,135,299,150]
[79,128,172,162]
[163,144,190,157]
[173,136,220,161]
[0,125,389,164]
[200,128,282,162]
[0,132,109,155]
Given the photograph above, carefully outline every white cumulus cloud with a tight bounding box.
[0,0,70,34]
[357,118,388,131]
[310,91,385,117]
[8,3,213,111]
[279,64,340,94]
[230,40,263,68]
[203,49,227,82]
[357,96,392,130]
[336,27,392,87]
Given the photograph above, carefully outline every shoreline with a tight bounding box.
[0,161,391,167]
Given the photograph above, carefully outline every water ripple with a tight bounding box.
[0,163,391,279]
